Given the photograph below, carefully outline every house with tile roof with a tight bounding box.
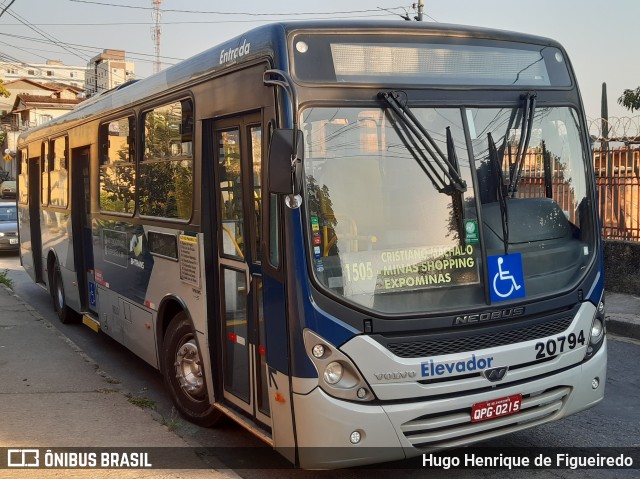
[1,79,84,177]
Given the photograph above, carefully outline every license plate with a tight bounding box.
[471,393,522,423]
[9,238,18,245]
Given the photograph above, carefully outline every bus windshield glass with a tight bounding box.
[302,106,595,315]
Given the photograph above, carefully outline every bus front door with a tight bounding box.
[213,113,270,426]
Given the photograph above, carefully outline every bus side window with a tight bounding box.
[50,137,68,208]
[140,99,193,220]
[99,116,136,214]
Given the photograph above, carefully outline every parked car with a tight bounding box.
[0,180,16,199]
[0,200,18,252]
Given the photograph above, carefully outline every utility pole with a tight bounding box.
[416,0,424,21]
[151,0,162,74]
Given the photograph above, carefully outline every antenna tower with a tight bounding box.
[151,0,162,74]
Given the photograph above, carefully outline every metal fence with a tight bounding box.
[511,145,640,241]
[594,146,640,241]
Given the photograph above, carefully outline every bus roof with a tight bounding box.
[18,20,564,144]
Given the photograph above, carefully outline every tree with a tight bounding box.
[618,87,640,112]
[0,80,9,98]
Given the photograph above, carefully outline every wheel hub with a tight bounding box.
[174,338,205,399]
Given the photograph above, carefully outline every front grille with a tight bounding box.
[387,316,573,358]
[401,386,571,449]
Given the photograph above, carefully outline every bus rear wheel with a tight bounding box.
[52,261,80,324]
[161,312,223,427]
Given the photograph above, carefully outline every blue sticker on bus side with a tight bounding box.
[89,281,96,308]
[487,253,525,302]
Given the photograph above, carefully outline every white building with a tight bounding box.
[0,78,83,179]
[85,49,135,97]
[0,59,87,90]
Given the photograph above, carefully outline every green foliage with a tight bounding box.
[125,394,156,409]
[618,87,640,112]
[99,163,135,213]
[0,80,9,98]
[160,408,181,432]
[138,159,192,219]
[0,269,13,289]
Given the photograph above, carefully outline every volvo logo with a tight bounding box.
[374,371,417,381]
[483,366,509,382]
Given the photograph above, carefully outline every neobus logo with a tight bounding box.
[453,306,525,326]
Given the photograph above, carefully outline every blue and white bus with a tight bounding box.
[17,21,606,468]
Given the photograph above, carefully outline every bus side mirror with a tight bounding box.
[268,128,304,196]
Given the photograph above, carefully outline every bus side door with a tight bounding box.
[212,112,272,426]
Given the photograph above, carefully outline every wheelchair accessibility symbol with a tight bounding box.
[488,254,526,302]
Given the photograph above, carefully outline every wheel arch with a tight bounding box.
[156,294,193,373]
[46,249,61,293]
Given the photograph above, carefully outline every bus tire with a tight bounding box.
[161,312,223,427]
[52,261,80,324]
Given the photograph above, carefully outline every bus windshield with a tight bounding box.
[302,105,595,315]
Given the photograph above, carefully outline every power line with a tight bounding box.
[0,39,50,63]
[2,1,414,88]
[67,0,412,16]
[0,32,182,64]
[0,11,400,25]
[0,0,15,19]
[3,6,141,88]
[4,8,91,64]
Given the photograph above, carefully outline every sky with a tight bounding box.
[1,0,638,128]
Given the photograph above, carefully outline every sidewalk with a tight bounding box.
[0,284,233,478]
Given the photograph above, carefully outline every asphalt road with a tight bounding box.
[0,251,638,478]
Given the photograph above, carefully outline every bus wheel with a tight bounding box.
[52,261,80,324]
[162,312,222,426]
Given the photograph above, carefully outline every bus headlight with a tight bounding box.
[584,296,606,361]
[590,317,604,341]
[303,329,375,402]
[323,362,343,384]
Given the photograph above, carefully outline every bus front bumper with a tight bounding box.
[292,340,606,469]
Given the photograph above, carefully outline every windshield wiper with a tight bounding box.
[488,132,509,255]
[379,90,467,195]
[509,91,537,197]
[386,109,445,193]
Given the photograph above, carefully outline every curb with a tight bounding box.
[605,314,640,341]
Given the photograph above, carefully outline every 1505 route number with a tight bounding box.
[535,331,585,359]
[344,262,373,282]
